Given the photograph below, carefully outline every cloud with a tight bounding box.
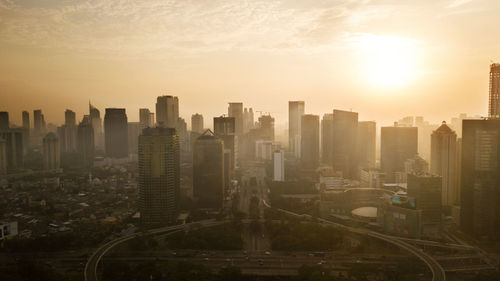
[448,0,474,8]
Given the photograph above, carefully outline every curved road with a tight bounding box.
[263,200,446,281]
[84,220,225,281]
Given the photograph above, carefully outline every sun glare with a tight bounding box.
[352,34,422,89]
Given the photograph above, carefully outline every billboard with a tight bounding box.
[391,195,416,209]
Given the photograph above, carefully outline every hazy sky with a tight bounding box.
[1,0,499,128]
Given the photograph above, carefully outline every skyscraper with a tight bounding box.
[21,111,30,150]
[0,138,6,175]
[331,109,358,179]
[128,122,141,155]
[300,114,319,169]
[193,130,224,209]
[33,109,45,136]
[89,102,103,150]
[357,121,376,169]
[407,173,442,237]
[243,107,254,133]
[43,132,60,171]
[0,129,23,173]
[156,95,179,128]
[139,108,153,128]
[64,109,77,152]
[191,113,204,133]
[488,63,500,118]
[321,113,334,165]
[381,124,418,182]
[430,121,457,207]
[138,127,180,227]
[77,115,94,169]
[460,119,500,238]
[214,116,237,170]
[257,114,275,141]
[0,112,9,130]
[104,108,128,158]
[228,102,244,135]
[273,149,285,181]
[289,101,305,155]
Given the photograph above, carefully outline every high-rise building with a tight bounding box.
[460,119,500,238]
[21,111,30,150]
[228,102,244,135]
[331,109,358,179]
[273,149,285,181]
[64,109,77,152]
[357,121,376,169]
[381,124,418,182]
[488,63,500,118]
[33,109,46,136]
[156,95,179,128]
[0,129,23,173]
[407,174,442,237]
[321,113,334,165]
[431,121,457,207]
[89,102,104,150]
[193,130,224,209]
[300,114,319,169]
[138,127,180,227]
[104,108,128,158]
[191,113,204,133]
[0,112,9,130]
[0,137,7,175]
[243,107,254,133]
[177,117,189,153]
[43,132,60,171]
[127,122,141,155]
[139,108,153,128]
[77,116,94,169]
[257,114,275,141]
[289,101,305,154]
[214,116,237,170]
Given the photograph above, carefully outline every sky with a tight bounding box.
[1,0,499,129]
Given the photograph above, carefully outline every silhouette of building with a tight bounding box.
[193,130,224,209]
[357,121,376,169]
[191,113,204,133]
[138,127,180,227]
[289,101,305,156]
[104,108,128,158]
[407,174,442,237]
[139,108,153,128]
[273,149,285,181]
[460,119,500,239]
[156,95,179,128]
[301,114,319,169]
[0,112,9,130]
[89,102,103,150]
[257,114,275,141]
[33,109,46,137]
[228,102,244,135]
[431,121,457,207]
[321,113,334,165]
[77,116,94,169]
[64,109,77,152]
[243,107,254,133]
[0,129,23,173]
[381,124,418,182]
[21,111,30,150]
[214,116,236,171]
[127,122,141,155]
[43,132,60,171]
[331,109,358,179]
[0,137,6,175]
[488,63,500,118]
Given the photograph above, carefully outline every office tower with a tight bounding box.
[273,149,285,181]
[407,174,442,236]
[321,113,334,165]
[0,129,23,173]
[77,116,94,169]
[488,63,500,118]
[33,109,46,136]
[243,107,254,133]
[156,95,179,128]
[89,102,103,150]
[381,124,418,182]
[0,112,9,130]
[104,108,128,158]
[289,101,305,154]
[177,117,189,152]
[257,114,275,141]
[193,130,224,209]
[228,102,244,135]
[431,121,457,207]
[127,122,141,155]
[214,116,237,170]
[138,127,180,226]
[139,108,152,128]
[300,114,319,169]
[255,140,280,160]
[331,109,358,179]
[460,119,500,238]
[357,121,376,169]
[64,109,77,152]
[21,111,30,150]
[191,113,204,133]
[0,138,6,175]
[43,132,60,171]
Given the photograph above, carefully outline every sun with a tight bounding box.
[352,34,422,88]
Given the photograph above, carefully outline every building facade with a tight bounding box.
[43,132,60,171]
[104,108,128,158]
[381,125,418,182]
[156,95,179,128]
[300,114,320,169]
[289,101,305,155]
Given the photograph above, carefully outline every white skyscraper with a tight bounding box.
[273,149,285,181]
